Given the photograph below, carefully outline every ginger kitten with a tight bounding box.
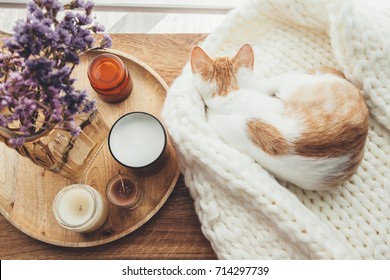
[190,44,369,190]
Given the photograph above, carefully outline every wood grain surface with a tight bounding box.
[0,32,215,259]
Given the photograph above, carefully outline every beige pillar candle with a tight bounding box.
[53,184,108,233]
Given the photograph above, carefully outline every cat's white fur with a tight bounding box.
[191,45,368,190]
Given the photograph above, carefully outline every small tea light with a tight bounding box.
[87,53,133,103]
[108,112,167,171]
[106,173,143,209]
[53,184,108,233]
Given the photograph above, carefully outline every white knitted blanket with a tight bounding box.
[162,0,390,259]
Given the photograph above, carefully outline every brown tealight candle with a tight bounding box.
[106,174,142,209]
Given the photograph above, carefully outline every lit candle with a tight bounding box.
[106,173,143,209]
[87,53,133,103]
[53,184,108,233]
[108,112,167,171]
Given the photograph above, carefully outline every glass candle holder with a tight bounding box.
[87,53,133,103]
[106,174,143,209]
[108,112,169,175]
[52,184,109,233]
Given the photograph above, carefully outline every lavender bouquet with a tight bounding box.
[0,0,112,147]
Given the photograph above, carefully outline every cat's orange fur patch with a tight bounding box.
[247,119,290,156]
[287,80,368,158]
[288,78,369,186]
[199,57,239,97]
[191,46,247,97]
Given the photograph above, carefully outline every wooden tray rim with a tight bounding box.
[0,49,181,247]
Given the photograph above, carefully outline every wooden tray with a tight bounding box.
[0,49,180,247]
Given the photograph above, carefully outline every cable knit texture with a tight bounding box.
[162,0,390,259]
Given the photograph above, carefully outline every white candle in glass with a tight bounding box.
[108,112,167,168]
[53,184,108,233]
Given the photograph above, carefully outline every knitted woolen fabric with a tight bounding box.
[162,0,390,259]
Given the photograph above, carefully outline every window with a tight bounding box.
[0,0,239,33]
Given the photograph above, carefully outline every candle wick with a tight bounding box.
[79,205,83,211]
[118,171,125,193]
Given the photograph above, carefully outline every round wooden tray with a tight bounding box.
[0,49,180,247]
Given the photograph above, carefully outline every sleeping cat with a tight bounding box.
[190,44,369,190]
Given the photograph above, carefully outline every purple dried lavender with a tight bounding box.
[8,137,25,147]
[100,34,113,49]
[0,0,111,147]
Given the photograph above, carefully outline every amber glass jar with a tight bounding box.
[87,54,133,103]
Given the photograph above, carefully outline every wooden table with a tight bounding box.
[0,33,216,260]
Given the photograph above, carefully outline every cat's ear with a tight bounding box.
[190,46,212,75]
[232,44,254,70]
